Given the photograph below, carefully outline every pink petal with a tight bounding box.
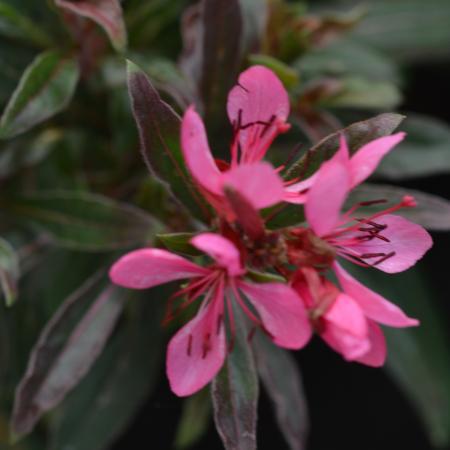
[109,248,207,289]
[324,293,367,338]
[350,133,405,187]
[321,292,370,360]
[238,281,312,349]
[333,262,419,327]
[227,66,290,163]
[181,106,222,194]
[341,214,433,273]
[191,233,244,276]
[221,162,284,209]
[305,154,351,237]
[354,321,387,367]
[167,298,226,396]
[283,172,318,204]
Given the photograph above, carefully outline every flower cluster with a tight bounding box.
[110,66,432,397]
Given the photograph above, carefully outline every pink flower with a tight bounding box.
[227,65,290,165]
[109,233,311,397]
[289,134,433,274]
[292,266,418,366]
[181,65,291,219]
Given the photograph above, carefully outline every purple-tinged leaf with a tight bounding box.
[11,273,126,438]
[5,190,162,251]
[286,113,405,180]
[55,0,127,52]
[127,60,209,221]
[0,237,19,307]
[48,295,164,450]
[180,0,243,118]
[348,183,450,231]
[211,307,258,450]
[255,333,309,450]
[0,51,79,139]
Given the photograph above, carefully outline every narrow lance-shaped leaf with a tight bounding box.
[179,0,243,119]
[199,0,242,119]
[0,237,19,307]
[157,232,200,256]
[350,0,450,62]
[49,293,165,450]
[286,113,405,180]
[4,190,162,251]
[254,333,309,450]
[175,387,212,449]
[211,306,259,450]
[55,0,127,52]
[0,2,52,47]
[348,183,450,231]
[0,51,79,139]
[0,128,62,180]
[11,273,126,438]
[376,114,450,179]
[127,60,209,221]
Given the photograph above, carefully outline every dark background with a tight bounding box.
[112,63,450,450]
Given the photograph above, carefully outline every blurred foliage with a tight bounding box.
[0,0,449,449]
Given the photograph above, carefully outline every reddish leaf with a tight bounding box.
[127,60,209,221]
[55,0,127,52]
[11,273,125,437]
[255,334,309,450]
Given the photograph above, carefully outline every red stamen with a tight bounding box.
[374,251,396,266]
[202,332,211,359]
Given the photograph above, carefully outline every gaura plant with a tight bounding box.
[1,1,450,449]
[110,65,432,398]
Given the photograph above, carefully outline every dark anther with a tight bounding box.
[359,252,386,259]
[237,82,249,93]
[359,199,388,206]
[187,334,193,356]
[373,251,396,266]
[202,332,211,359]
[259,114,276,138]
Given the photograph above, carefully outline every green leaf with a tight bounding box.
[0,237,19,307]
[296,38,401,84]
[0,1,52,47]
[49,293,165,450]
[5,191,162,251]
[55,0,127,52]
[249,54,299,88]
[127,60,209,222]
[286,113,405,180]
[377,114,450,179]
[0,128,62,179]
[348,183,450,231]
[11,273,126,438]
[322,77,402,110]
[157,232,200,256]
[254,333,309,450]
[211,307,259,450]
[175,388,212,449]
[344,265,450,447]
[0,51,79,139]
[350,0,450,62]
